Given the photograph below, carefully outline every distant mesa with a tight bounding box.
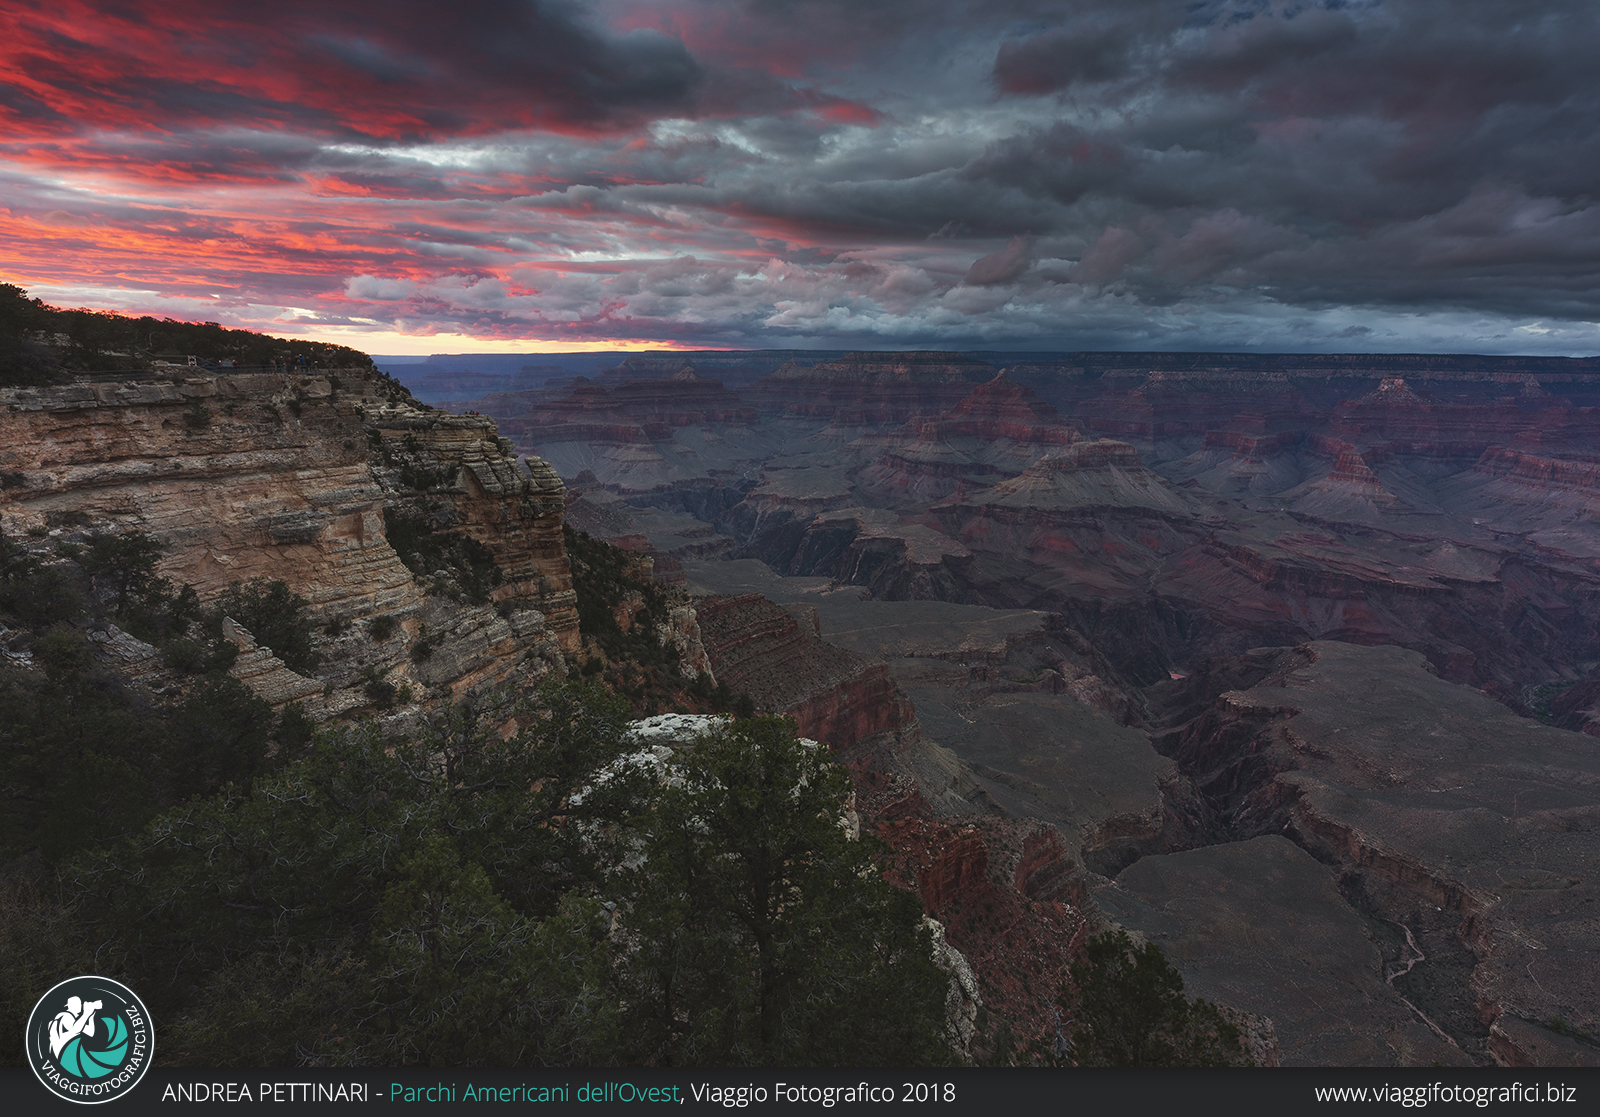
[853,373,1083,505]
[748,351,998,424]
[952,438,1189,516]
[1369,375,1423,402]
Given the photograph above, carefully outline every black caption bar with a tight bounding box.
[4,1066,1597,1115]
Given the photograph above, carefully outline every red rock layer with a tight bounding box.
[691,592,914,748]
[915,372,1080,443]
[497,372,755,447]
[1075,368,1313,438]
[746,352,997,423]
[1305,436,1389,493]
[1330,379,1600,459]
[1473,447,1600,491]
[1202,426,1304,459]
[860,770,1087,1053]
[496,380,655,444]
[609,371,757,426]
[690,586,1093,1051]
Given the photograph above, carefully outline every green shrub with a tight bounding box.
[34,626,93,682]
[384,508,502,605]
[409,627,436,662]
[360,665,396,708]
[168,676,276,798]
[0,561,85,629]
[160,634,238,676]
[213,579,318,675]
[273,702,316,760]
[1054,929,1253,1066]
[161,636,207,674]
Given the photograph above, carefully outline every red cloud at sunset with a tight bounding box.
[1,0,705,141]
[2,1,1599,355]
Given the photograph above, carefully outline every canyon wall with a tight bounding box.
[1140,642,1600,1066]
[422,349,1600,1064]
[0,368,577,715]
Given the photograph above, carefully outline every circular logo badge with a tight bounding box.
[25,976,154,1105]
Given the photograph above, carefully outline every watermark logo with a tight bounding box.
[25,976,153,1104]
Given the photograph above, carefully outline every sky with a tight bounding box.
[3,0,1599,356]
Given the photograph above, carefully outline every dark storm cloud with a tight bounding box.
[963,0,1600,328]
[992,11,1155,94]
[2,0,706,140]
[964,235,1036,286]
[6,0,1600,353]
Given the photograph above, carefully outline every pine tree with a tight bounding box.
[617,716,951,1066]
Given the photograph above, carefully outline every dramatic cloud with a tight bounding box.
[2,0,1599,354]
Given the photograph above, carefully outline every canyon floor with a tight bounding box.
[448,351,1600,1067]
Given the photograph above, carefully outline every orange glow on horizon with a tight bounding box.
[295,329,732,357]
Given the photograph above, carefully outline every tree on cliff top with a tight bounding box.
[0,283,375,377]
[616,715,950,1066]
[0,284,56,385]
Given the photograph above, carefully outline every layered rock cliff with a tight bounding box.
[854,373,1081,504]
[692,592,914,749]
[687,589,1099,1050]
[486,371,776,496]
[746,352,997,424]
[0,368,577,715]
[1139,642,1600,1066]
[398,346,1600,1065]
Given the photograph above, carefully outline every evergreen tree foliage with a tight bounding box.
[617,716,951,1066]
[64,681,650,1065]
[3,519,955,1069]
[167,676,277,799]
[0,527,85,628]
[79,530,167,612]
[1060,929,1253,1066]
[0,282,373,381]
[34,693,954,1067]
[212,578,319,675]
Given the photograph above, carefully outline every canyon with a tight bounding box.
[5,348,1598,1066]
[434,349,1600,1066]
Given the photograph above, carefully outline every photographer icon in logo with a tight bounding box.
[26,976,153,1104]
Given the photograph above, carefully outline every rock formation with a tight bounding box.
[485,372,774,497]
[692,592,914,748]
[854,372,1081,504]
[125,345,1592,1067]
[535,349,1600,1065]
[1141,642,1600,1065]
[745,351,997,424]
[0,368,576,715]
[367,404,577,650]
